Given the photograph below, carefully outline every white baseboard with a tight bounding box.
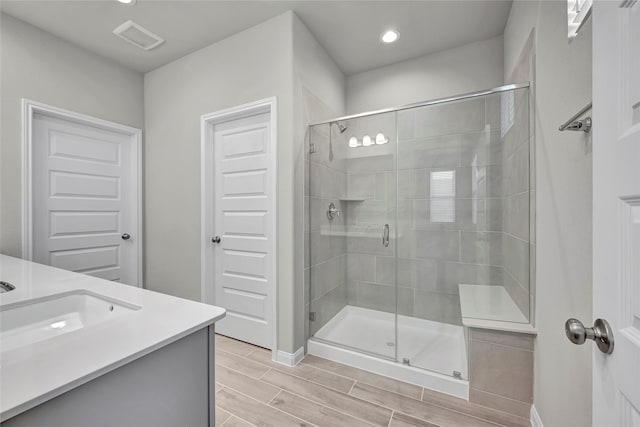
[274,347,304,367]
[530,405,544,427]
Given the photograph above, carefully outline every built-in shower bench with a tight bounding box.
[458,284,536,421]
[458,284,536,334]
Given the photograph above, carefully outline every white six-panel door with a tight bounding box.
[202,104,275,350]
[593,1,640,425]
[30,110,141,286]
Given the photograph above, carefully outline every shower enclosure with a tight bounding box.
[305,83,532,394]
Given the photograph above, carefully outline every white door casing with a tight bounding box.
[593,1,640,426]
[201,98,277,351]
[23,100,142,286]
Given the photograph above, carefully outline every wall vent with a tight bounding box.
[113,20,164,51]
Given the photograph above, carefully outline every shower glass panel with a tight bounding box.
[395,88,530,377]
[307,84,531,382]
[307,111,398,359]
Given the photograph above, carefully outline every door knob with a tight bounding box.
[211,236,221,244]
[121,233,131,240]
[565,318,614,354]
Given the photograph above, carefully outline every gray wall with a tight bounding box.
[504,1,593,426]
[292,15,346,349]
[0,13,144,257]
[346,35,504,114]
[143,12,297,351]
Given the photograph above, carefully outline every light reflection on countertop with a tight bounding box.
[0,255,225,421]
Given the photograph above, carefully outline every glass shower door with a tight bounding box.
[307,111,398,360]
[394,88,530,379]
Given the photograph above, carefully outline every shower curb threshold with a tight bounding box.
[307,338,469,400]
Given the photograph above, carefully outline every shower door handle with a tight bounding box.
[382,224,390,247]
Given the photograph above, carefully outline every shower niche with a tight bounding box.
[304,84,534,400]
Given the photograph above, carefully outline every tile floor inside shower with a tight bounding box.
[313,305,468,380]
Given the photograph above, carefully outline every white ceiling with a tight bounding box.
[0,0,512,76]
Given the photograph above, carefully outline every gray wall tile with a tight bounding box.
[347,253,376,283]
[347,173,375,199]
[470,328,534,351]
[441,262,504,290]
[460,131,502,167]
[414,229,460,261]
[469,339,533,403]
[503,234,529,286]
[410,135,460,169]
[310,284,348,336]
[413,290,462,325]
[460,231,503,266]
[398,97,485,140]
[356,281,413,316]
[469,388,531,419]
[310,255,346,300]
[509,192,530,241]
[413,199,486,231]
[486,198,503,231]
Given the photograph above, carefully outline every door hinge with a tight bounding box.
[309,312,316,321]
[309,143,317,154]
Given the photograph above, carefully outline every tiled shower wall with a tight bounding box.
[343,97,513,326]
[501,90,532,319]
[306,88,531,335]
[306,124,349,336]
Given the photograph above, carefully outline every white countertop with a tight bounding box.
[0,255,226,421]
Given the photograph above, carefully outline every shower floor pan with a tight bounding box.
[308,305,468,399]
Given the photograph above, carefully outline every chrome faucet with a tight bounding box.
[327,202,341,221]
[0,281,16,293]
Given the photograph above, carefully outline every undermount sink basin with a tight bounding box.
[0,291,141,352]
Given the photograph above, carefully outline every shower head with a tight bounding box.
[332,122,347,134]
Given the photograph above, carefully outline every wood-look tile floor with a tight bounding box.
[214,335,529,427]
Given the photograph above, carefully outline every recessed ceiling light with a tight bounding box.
[380,30,399,44]
[116,0,136,5]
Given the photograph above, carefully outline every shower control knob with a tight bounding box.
[211,236,221,244]
[565,318,614,354]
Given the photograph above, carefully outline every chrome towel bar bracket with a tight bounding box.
[559,102,592,133]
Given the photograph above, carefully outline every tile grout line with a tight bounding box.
[347,380,357,395]
[354,382,506,427]
[219,415,258,427]
[261,370,392,427]
[216,379,280,406]
[216,359,270,381]
[386,410,394,427]
[299,359,422,400]
[217,381,318,427]
[242,353,363,395]
[470,337,534,352]
[257,367,273,381]
[267,389,284,406]
[273,385,383,427]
